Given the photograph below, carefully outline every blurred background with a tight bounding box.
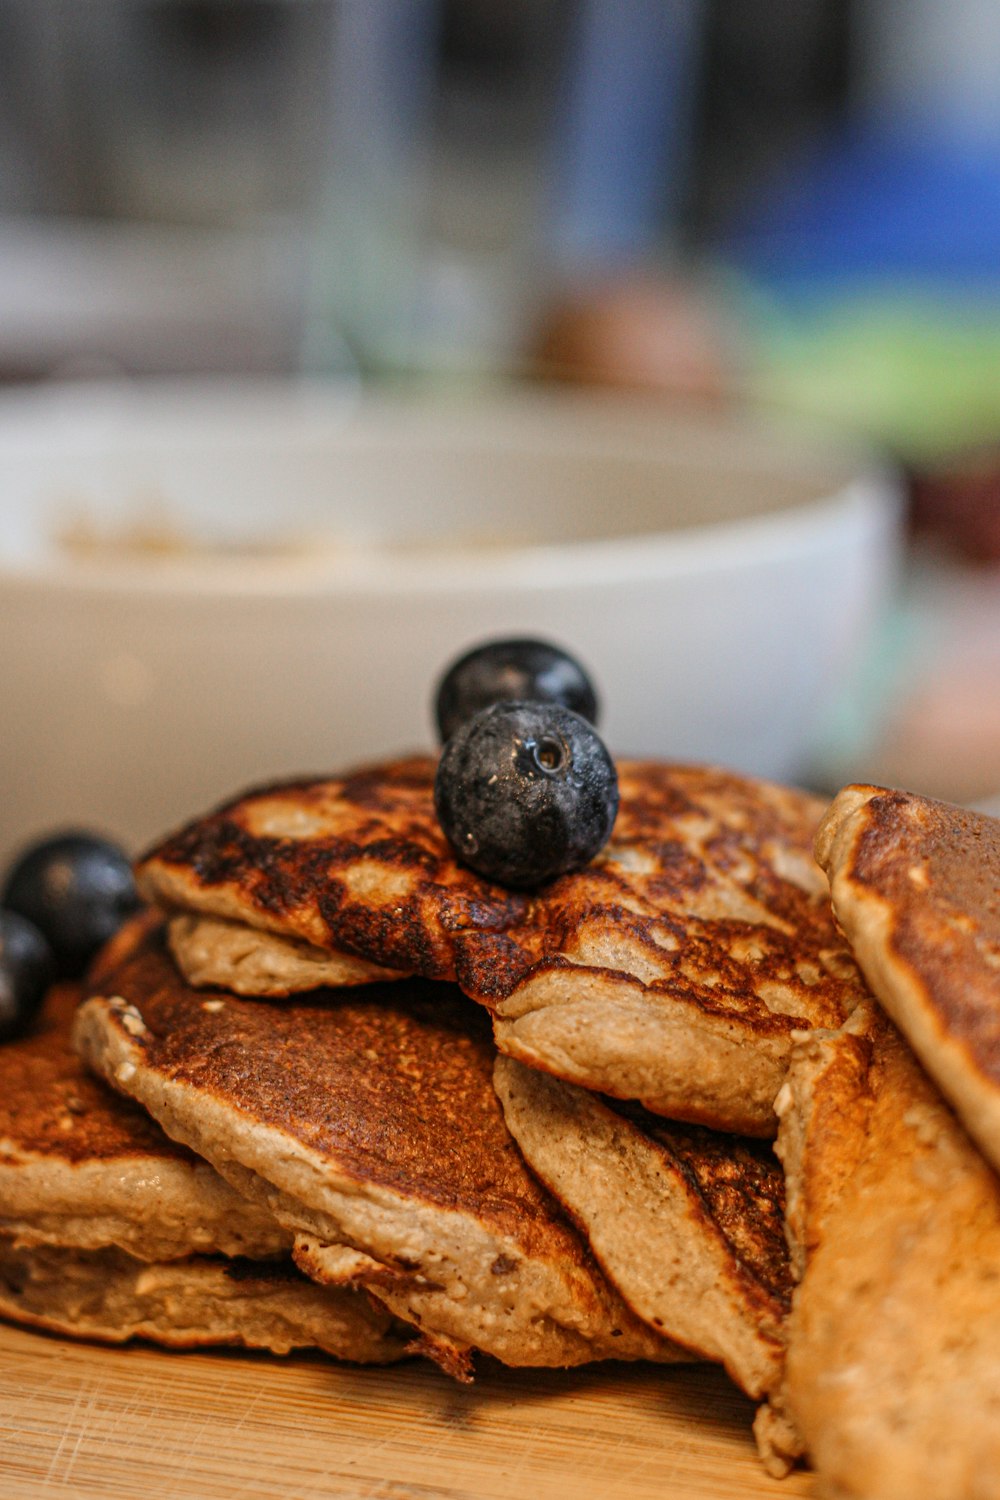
[1,0,999,837]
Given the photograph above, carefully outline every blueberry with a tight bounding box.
[434,638,599,744]
[434,701,618,888]
[2,832,140,979]
[0,909,54,1042]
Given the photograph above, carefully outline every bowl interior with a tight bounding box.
[0,383,867,575]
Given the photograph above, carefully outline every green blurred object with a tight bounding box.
[744,285,1000,463]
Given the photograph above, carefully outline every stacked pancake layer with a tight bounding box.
[140,758,872,1135]
[0,984,407,1361]
[74,931,682,1377]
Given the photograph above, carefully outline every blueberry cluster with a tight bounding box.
[0,833,139,1041]
[432,638,619,889]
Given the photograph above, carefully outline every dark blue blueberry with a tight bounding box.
[2,832,140,979]
[434,638,599,744]
[0,909,54,1042]
[434,701,618,888]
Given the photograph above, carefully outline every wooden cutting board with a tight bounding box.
[0,1323,813,1499]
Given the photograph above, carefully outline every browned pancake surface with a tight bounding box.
[140,757,530,978]
[141,757,862,1031]
[1,953,290,1263]
[817,783,1000,1174]
[823,786,1000,1032]
[139,758,872,1132]
[88,929,593,1265]
[613,1103,791,1309]
[0,985,189,1167]
[77,922,680,1368]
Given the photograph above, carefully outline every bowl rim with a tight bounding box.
[0,377,901,598]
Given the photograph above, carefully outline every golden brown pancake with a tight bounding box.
[756,1002,1000,1499]
[0,984,287,1262]
[494,1056,791,1398]
[138,758,869,1134]
[816,783,1000,1176]
[73,919,683,1379]
[0,982,407,1363]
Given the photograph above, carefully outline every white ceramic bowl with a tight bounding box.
[0,380,899,864]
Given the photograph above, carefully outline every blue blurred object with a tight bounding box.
[546,0,703,270]
[725,129,1000,293]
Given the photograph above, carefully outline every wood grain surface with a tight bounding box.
[0,1323,813,1500]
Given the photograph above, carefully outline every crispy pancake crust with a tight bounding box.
[816,784,1000,1175]
[0,1241,407,1362]
[73,921,682,1375]
[139,758,869,1133]
[0,986,288,1261]
[756,1004,1000,1498]
[495,1056,791,1398]
[138,758,530,977]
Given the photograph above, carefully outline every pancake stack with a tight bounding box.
[68,757,872,1402]
[9,757,999,1496]
[0,960,407,1362]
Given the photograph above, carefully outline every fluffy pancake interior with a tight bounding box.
[494,1056,790,1399]
[168,912,409,996]
[0,1239,407,1361]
